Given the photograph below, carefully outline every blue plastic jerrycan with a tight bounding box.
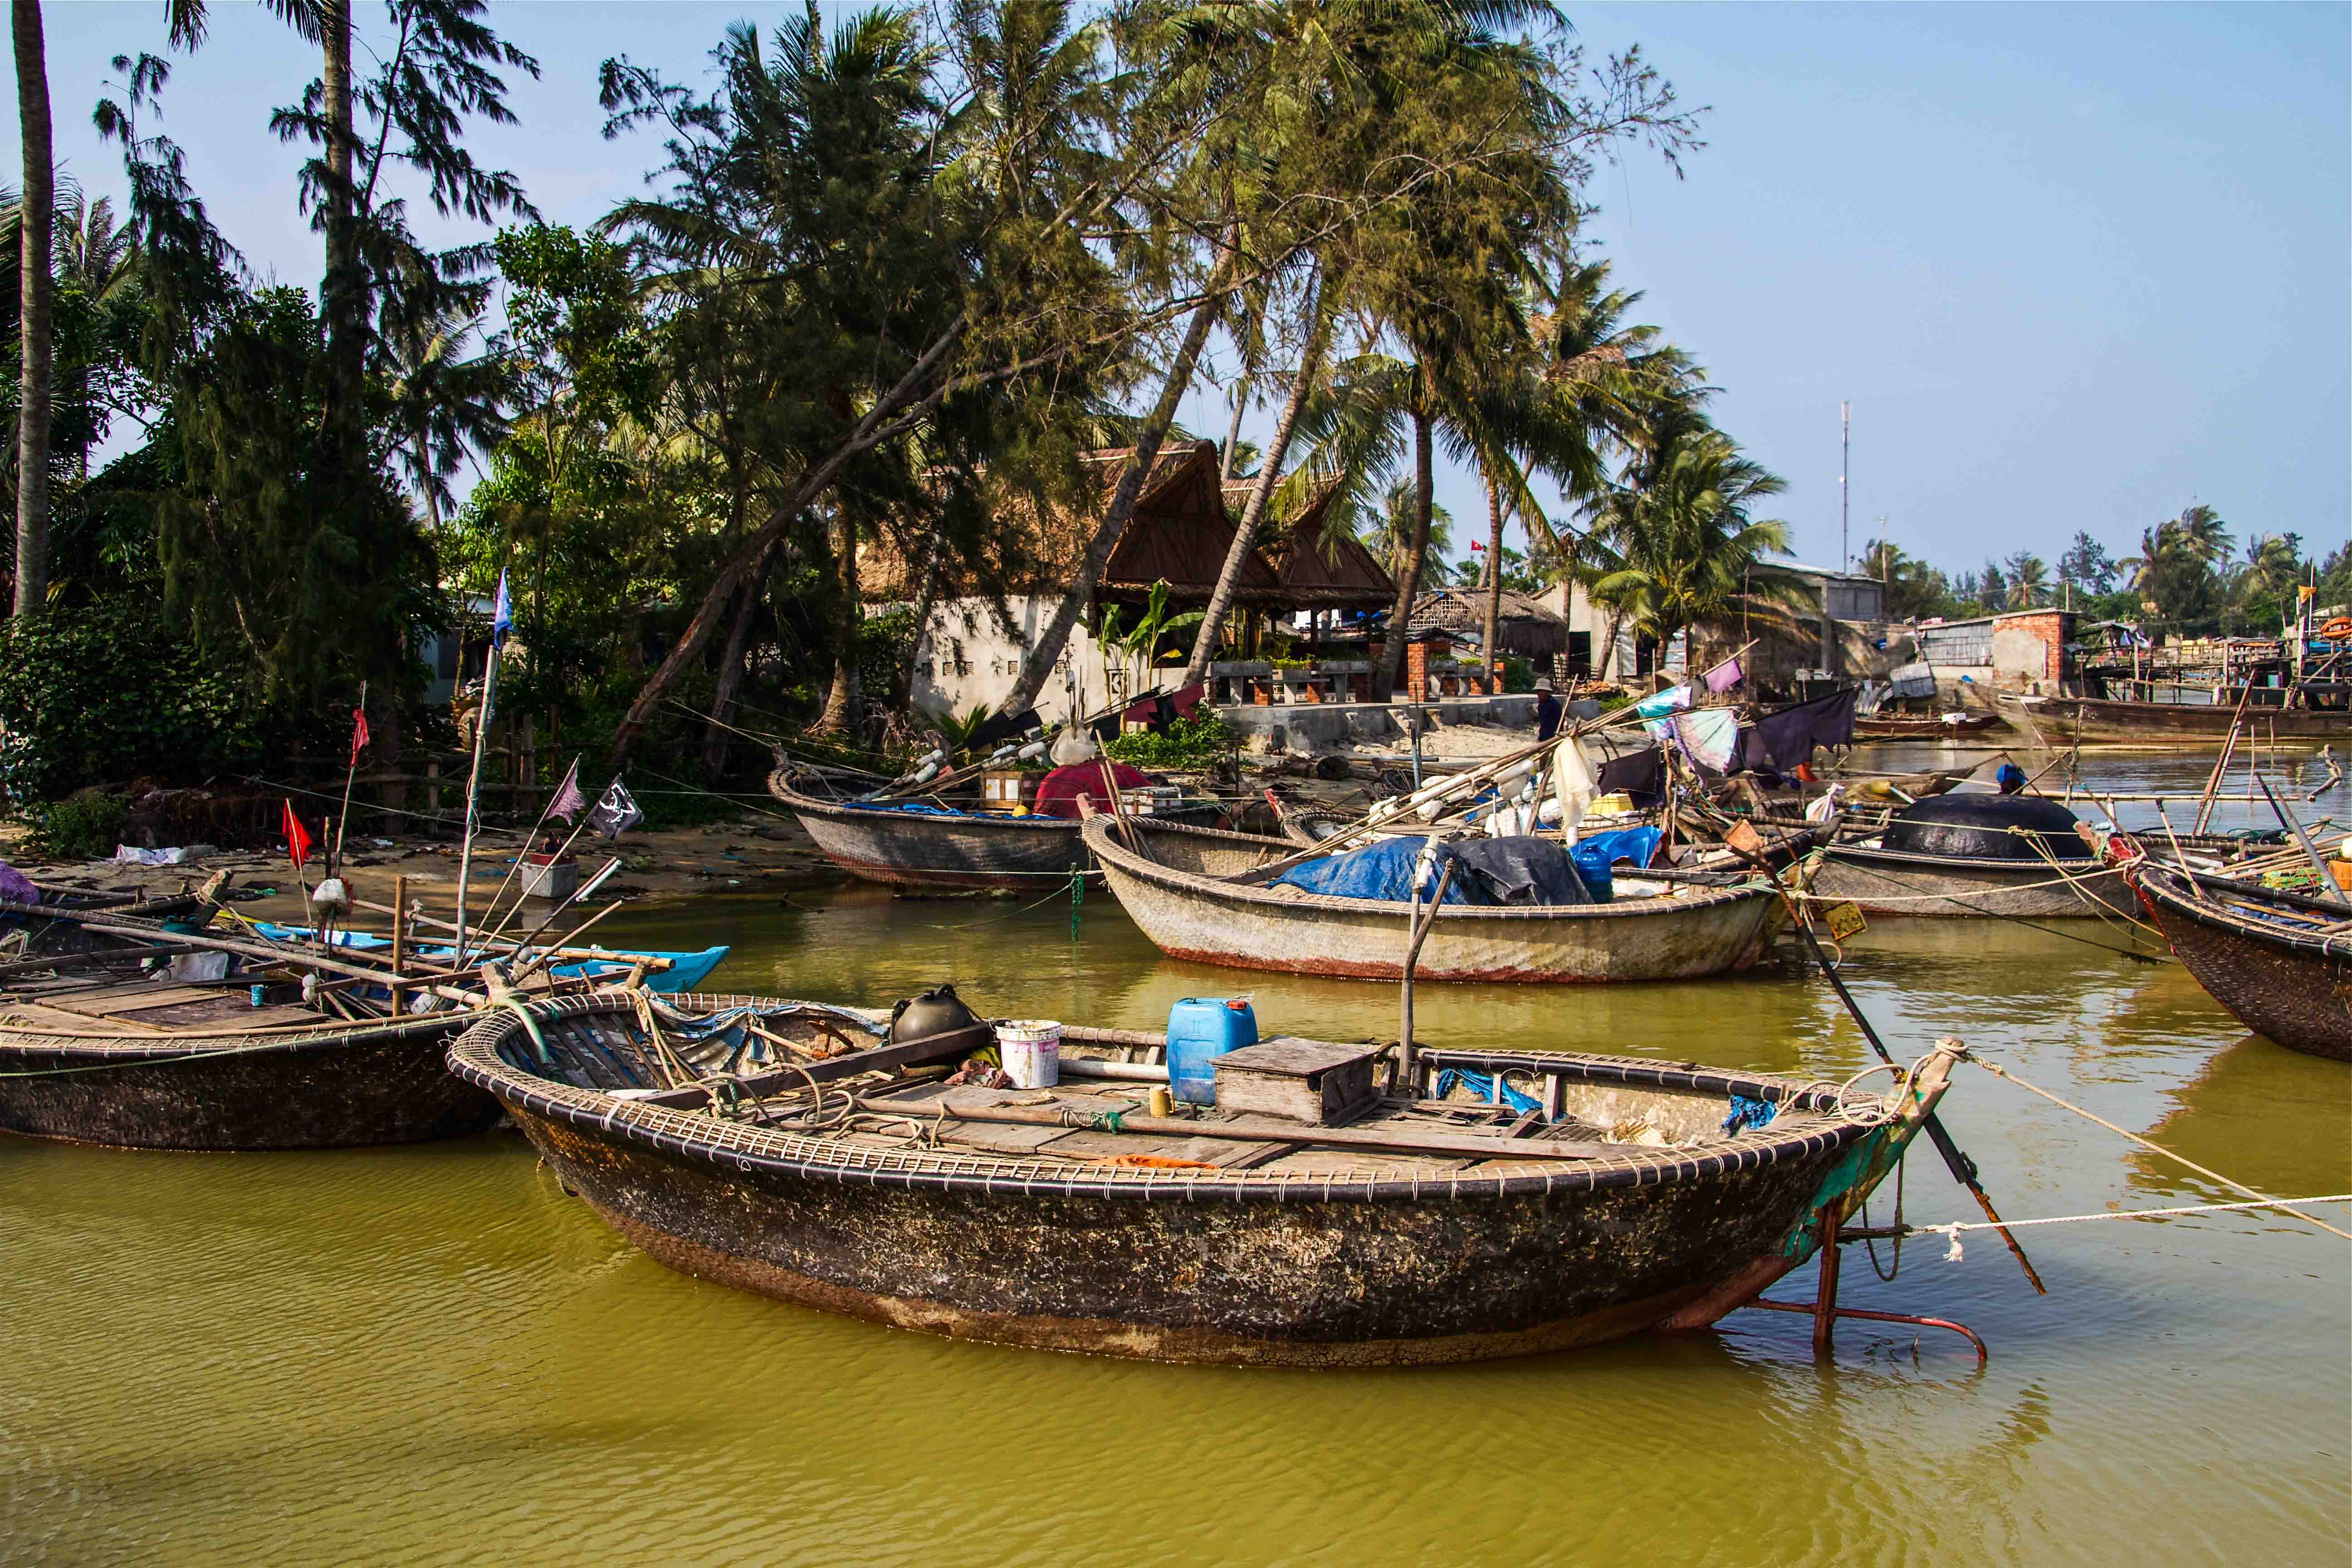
[1166,997,1258,1105]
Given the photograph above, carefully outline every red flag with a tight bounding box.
[282,799,314,872]
[349,705,371,766]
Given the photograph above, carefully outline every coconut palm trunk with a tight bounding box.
[1181,274,1335,685]
[319,0,365,475]
[12,0,50,619]
[1480,475,1504,691]
[1373,406,1436,695]
[998,243,1237,720]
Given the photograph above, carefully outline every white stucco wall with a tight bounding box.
[909,595,1112,726]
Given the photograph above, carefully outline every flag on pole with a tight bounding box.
[1701,655,1745,695]
[491,568,513,646]
[547,757,588,823]
[587,779,642,840]
[348,704,372,766]
[282,799,314,872]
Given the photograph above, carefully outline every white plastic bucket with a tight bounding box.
[995,1019,1062,1088]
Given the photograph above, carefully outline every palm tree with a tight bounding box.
[13,0,51,617]
[2004,551,2048,609]
[1576,421,1803,664]
[2241,533,2300,601]
[1352,478,1451,584]
[378,303,512,530]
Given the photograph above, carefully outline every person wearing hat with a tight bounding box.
[1533,676,1562,742]
[1995,761,2028,795]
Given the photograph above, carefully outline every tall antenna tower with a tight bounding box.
[1840,401,1851,574]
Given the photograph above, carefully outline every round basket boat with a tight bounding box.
[2130,859,2352,1063]
[450,992,1957,1365]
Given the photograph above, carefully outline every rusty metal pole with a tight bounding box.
[1812,1211,1841,1358]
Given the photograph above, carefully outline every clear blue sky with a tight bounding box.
[13,1,2348,581]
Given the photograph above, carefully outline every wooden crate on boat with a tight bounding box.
[1212,1038,1380,1125]
[980,770,1040,812]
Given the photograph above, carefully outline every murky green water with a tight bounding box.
[5,748,2348,1564]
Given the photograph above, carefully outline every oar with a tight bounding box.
[1720,840,2047,1294]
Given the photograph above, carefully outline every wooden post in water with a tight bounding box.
[1395,860,1455,1093]
[1812,1210,1842,1358]
[388,873,408,1016]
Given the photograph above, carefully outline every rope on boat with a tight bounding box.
[1798,857,2171,965]
[1925,1195,2352,1260]
[1955,1049,2352,1241]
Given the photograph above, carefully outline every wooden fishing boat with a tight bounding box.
[0,956,499,1149]
[253,922,730,994]
[770,765,1227,890]
[1852,712,2004,741]
[1079,815,1797,982]
[1997,691,2351,745]
[0,884,203,955]
[1813,793,2137,919]
[2128,861,2352,1063]
[450,991,1961,1364]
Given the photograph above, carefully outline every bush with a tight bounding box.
[1104,710,1240,769]
[0,608,322,811]
[31,790,127,859]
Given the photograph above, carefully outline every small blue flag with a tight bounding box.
[491,569,512,644]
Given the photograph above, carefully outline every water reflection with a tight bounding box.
[2,743,2347,1564]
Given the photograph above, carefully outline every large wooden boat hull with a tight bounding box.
[1852,714,2004,741]
[1998,692,2351,745]
[452,1000,1937,1365]
[1813,843,2136,918]
[0,1013,500,1150]
[2131,862,2352,1063]
[771,769,1221,889]
[1083,818,1789,982]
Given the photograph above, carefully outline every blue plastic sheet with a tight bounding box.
[1270,837,1475,904]
[1433,1068,1540,1114]
[1567,827,1661,902]
[843,799,967,817]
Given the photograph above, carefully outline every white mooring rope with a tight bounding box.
[1928,1195,2352,1262]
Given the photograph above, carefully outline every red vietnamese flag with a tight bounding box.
[282,799,314,872]
[349,705,371,766]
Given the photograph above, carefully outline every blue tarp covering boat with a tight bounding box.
[1269,828,1663,906]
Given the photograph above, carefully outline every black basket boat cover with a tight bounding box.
[1879,792,2092,862]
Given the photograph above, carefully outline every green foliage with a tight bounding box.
[855,608,920,709]
[1103,709,1239,769]
[0,607,324,807]
[29,790,127,859]
[1500,655,1534,693]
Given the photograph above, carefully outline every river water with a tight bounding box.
[5,747,2347,1565]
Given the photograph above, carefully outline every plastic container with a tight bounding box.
[995,1019,1062,1088]
[1166,997,1259,1105]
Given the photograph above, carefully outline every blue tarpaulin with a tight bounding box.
[1270,836,1476,904]
[1273,829,1661,905]
[1567,827,1662,901]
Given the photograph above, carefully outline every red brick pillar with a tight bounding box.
[1405,642,1428,702]
[1490,657,1505,696]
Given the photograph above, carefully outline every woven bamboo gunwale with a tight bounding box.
[449,995,1894,1204]
[2131,860,2352,1062]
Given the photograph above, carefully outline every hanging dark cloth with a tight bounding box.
[1747,686,1860,773]
[1594,745,1666,807]
[968,707,1042,750]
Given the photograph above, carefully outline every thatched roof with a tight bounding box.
[862,442,1393,611]
[1407,587,1573,655]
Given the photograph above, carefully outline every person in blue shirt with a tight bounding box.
[1534,676,1562,741]
[1996,762,2028,794]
